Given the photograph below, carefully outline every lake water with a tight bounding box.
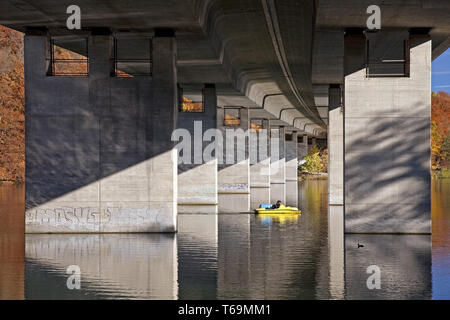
[0,178,448,299]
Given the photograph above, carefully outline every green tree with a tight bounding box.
[300,146,324,173]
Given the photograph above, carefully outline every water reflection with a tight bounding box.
[0,178,448,299]
[345,234,432,299]
[0,183,24,300]
[432,178,450,300]
[178,214,218,299]
[25,234,178,299]
[217,179,330,299]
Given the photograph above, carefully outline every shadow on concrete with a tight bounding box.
[25,76,175,211]
[344,106,430,233]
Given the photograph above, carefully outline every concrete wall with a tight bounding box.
[285,131,298,207]
[177,84,218,214]
[217,108,250,213]
[250,119,271,210]
[344,31,431,233]
[270,127,286,204]
[25,31,178,233]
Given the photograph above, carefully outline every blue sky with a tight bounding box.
[432,48,450,93]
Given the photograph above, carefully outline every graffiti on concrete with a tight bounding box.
[218,183,249,192]
[25,206,168,225]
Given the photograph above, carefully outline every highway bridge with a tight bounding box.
[1,0,449,234]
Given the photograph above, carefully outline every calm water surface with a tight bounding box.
[0,178,448,299]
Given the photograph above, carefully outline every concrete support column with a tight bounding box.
[328,85,344,207]
[312,137,317,147]
[270,126,286,204]
[146,31,178,231]
[250,119,271,209]
[344,30,431,233]
[297,134,308,160]
[327,84,345,299]
[25,29,178,233]
[285,131,298,206]
[217,108,250,213]
[24,30,104,233]
[177,84,218,214]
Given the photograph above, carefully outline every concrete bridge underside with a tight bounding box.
[0,0,449,234]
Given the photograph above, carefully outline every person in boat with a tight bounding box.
[271,200,282,209]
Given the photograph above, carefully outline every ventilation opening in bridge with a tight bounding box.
[250,119,263,131]
[114,37,152,77]
[224,107,241,126]
[178,85,204,112]
[285,133,293,141]
[47,37,88,76]
[365,31,410,78]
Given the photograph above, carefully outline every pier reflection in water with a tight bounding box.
[26,234,178,299]
[1,178,447,299]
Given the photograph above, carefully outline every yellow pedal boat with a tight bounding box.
[255,204,301,215]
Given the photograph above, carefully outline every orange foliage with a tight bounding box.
[181,96,203,112]
[224,113,240,126]
[52,45,88,75]
[431,91,450,170]
[0,26,88,182]
[0,25,24,182]
[250,122,262,131]
[432,91,450,137]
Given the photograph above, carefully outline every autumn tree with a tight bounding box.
[0,25,24,182]
[0,25,88,182]
[431,91,450,170]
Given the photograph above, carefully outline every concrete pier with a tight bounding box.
[327,84,345,299]
[270,127,286,204]
[217,108,250,213]
[177,84,218,214]
[3,0,443,235]
[250,119,271,210]
[285,131,298,207]
[344,30,431,233]
[25,30,178,233]
[328,85,344,208]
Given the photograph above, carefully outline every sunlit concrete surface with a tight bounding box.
[217,108,251,213]
[270,127,286,204]
[285,131,298,207]
[249,119,271,210]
